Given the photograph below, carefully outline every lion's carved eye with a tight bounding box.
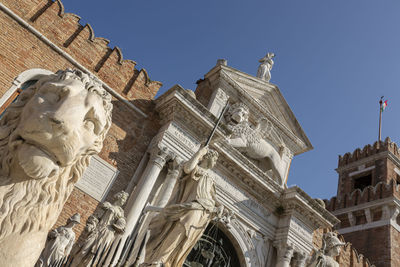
[39,91,60,104]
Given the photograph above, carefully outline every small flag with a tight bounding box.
[381,100,388,112]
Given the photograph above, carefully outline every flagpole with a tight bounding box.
[379,97,383,142]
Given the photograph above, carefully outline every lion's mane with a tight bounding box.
[0,69,112,241]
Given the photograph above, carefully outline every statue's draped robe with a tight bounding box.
[70,223,98,267]
[73,203,125,267]
[37,226,75,267]
[144,165,216,267]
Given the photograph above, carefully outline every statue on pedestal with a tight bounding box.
[256,52,275,82]
[36,213,81,267]
[71,191,129,266]
[0,69,113,267]
[307,232,345,267]
[140,146,221,267]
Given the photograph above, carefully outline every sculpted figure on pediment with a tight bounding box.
[224,102,287,185]
[140,146,222,267]
[0,69,113,267]
[257,52,275,82]
[307,232,345,267]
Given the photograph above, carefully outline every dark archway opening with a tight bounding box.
[184,223,241,267]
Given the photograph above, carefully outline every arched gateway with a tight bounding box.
[184,224,242,267]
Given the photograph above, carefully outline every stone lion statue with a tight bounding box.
[225,102,287,185]
[0,69,113,267]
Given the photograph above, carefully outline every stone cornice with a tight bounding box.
[155,84,230,139]
[282,187,339,228]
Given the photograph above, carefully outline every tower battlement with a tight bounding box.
[325,180,400,212]
[338,137,400,168]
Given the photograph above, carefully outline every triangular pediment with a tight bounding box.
[202,64,312,155]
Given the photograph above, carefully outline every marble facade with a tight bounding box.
[119,60,339,266]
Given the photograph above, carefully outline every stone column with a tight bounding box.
[126,157,183,265]
[276,244,294,267]
[106,145,172,266]
[293,251,307,267]
[154,157,183,207]
[124,144,172,236]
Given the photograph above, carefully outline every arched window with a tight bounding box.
[184,223,241,267]
[0,68,53,115]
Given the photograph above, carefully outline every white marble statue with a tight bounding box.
[69,215,99,267]
[36,213,81,267]
[256,52,275,82]
[71,191,128,267]
[225,102,287,185]
[0,69,113,267]
[307,232,345,267]
[248,230,269,267]
[140,146,221,267]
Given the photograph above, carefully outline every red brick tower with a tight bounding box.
[325,137,400,267]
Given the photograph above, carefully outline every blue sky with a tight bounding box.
[63,0,400,199]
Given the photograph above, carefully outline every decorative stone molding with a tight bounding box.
[364,208,372,223]
[347,212,355,227]
[332,197,400,234]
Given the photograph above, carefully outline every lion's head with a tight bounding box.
[225,102,249,126]
[0,69,112,247]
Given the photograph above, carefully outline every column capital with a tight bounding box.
[293,251,307,267]
[167,156,183,176]
[149,144,173,169]
[276,243,294,264]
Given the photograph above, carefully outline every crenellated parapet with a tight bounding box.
[2,0,162,102]
[339,238,375,267]
[325,180,400,212]
[338,137,400,167]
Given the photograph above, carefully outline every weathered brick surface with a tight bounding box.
[341,226,390,267]
[390,226,400,267]
[0,0,162,239]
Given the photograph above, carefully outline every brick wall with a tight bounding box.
[0,0,162,239]
[390,226,400,267]
[341,226,390,267]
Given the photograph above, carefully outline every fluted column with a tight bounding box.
[276,244,294,267]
